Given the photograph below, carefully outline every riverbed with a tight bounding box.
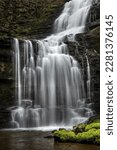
[0,131,99,150]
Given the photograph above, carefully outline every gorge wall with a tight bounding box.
[0,0,100,128]
[0,0,65,38]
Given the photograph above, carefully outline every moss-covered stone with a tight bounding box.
[53,119,100,145]
[77,128,100,144]
[85,122,100,131]
[88,118,100,124]
[73,123,86,134]
[54,129,76,142]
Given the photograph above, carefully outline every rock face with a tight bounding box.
[87,0,100,29]
[0,1,100,128]
[66,0,100,114]
[0,0,65,38]
[0,38,14,128]
[67,26,100,114]
[63,0,100,115]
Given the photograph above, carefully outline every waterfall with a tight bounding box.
[86,55,91,101]
[14,39,22,106]
[11,0,94,128]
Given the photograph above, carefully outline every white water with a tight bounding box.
[86,55,91,101]
[11,0,94,129]
[14,39,22,106]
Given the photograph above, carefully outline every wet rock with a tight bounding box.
[21,99,32,108]
[0,0,65,38]
[67,26,100,115]
[86,0,100,30]
[44,135,54,139]
[0,37,14,129]
[73,123,86,134]
[53,119,100,144]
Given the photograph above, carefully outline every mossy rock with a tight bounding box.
[73,117,100,134]
[76,128,100,144]
[54,129,77,142]
[73,123,86,134]
[53,119,100,144]
[95,137,100,144]
[87,116,100,124]
[53,128,100,144]
[85,122,100,131]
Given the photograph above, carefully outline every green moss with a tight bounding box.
[92,119,100,123]
[54,129,77,142]
[53,128,100,144]
[85,122,100,131]
[53,120,100,144]
[87,117,100,124]
[76,129,100,144]
[73,123,86,134]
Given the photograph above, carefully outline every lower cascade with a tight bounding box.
[11,0,94,128]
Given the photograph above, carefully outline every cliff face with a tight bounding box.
[66,0,100,114]
[0,0,64,38]
[0,38,13,128]
[0,0,100,128]
[67,26,100,114]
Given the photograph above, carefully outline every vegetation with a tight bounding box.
[85,122,100,131]
[54,130,76,142]
[77,128,100,144]
[73,123,86,134]
[53,118,100,145]
[0,0,64,38]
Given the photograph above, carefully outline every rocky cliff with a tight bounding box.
[67,26,100,114]
[0,38,13,128]
[0,0,100,128]
[66,0,100,114]
[0,0,65,38]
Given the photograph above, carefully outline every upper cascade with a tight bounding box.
[54,0,93,33]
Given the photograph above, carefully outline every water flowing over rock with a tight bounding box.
[10,0,95,128]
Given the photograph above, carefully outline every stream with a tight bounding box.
[0,131,99,150]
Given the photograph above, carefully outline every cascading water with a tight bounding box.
[86,54,91,101]
[11,0,94,129]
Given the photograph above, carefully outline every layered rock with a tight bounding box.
[66,27,100,114]
[63,0,100,114]
[0,38,14,128]
[0,0,65,38]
